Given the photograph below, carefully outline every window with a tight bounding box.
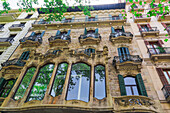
[118,74,147,96]
[13,67,36,100]
[25,14,32,19]
[0,24,5,30]
[19,51,30,60]
[137,24,153,32]
[124,77,139,95]
[118,47,130,63]
[55,30,71,40]
[112,16,119,20]
[50,63,68,97]
[0,51,3,55]
[85,48,95,56]
[140,25,149,32]
[115,29,123,33]
[66,63,91,102]
[156,68,170,85]
[8,34,16,42]
[94,65,106,99]
[163,70,170,84]
[26,64,54,102]
[65,18,72,23]
[0,78,16,98]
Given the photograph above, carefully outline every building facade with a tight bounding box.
[0,1,169,113]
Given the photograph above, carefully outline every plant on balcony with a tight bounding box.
[157,46,166,53]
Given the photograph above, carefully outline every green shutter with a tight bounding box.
[118,75,126,96]
[0,77,6,90]
[19,52,25,60]
[122,26,125,32]
[136,74,148,97]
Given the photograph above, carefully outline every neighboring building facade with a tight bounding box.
[0,1,169,113]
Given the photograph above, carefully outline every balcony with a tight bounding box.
[79,33,101,45]
[32,16,126,29]
[9,24,25,31]
[44,49,62,58]
[162,85,170,102]
[113,55,142,72]
[133,14,151,23]
[0,37,14,47]
[114,96,157,112]
[157,13,170,21]
[139,27,159,37]
[109,32,133,44]
[129,5,144,12]
[148,47,170,61]
[19,36,42,47]
[1,58,26,68]
[48,34,71,47]
[72,48,95,58]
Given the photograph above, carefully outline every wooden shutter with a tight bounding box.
[30,32,35,37]
[84,28,87,35]
[118,75,126,96]
[71,16,75,22]
[40,31,45,38]
[136,74,148,97]
[122,26,125,32]
[67,30,71,36]
[161,23,167,28]
[137,24,142,32]
[56,30,60,36]
[109,14,112,20]
[0,78,6,91]
[85,16,88,22]
[95,15,98,21]
[147,24,152,30]
[95,28,98,34]
[156,68,169,85]
[111,27,115,33]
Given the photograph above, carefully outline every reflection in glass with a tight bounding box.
[14,67,36,100]
[124,77,139,96]
[0,79,16,98]
[66,63,91,102]
[26,64,54,101]
[50,63,68,97]
[94,65,106,99]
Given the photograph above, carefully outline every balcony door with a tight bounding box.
[118,47,130,63]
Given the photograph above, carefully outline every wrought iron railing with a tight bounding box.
[148,47,170,55]
[113,55,142,65]
[33,17,124,25]
[1,58,26,67]
[139,27,159,33]
[19,36,42,44]
[79,33,101,40]
[74,48,94,56]
[0,37,14,44]
[10,24,25,28]
[48,34,71,42]
[162,85,170,100]
[109,32,133,39]
[44,49,61,57]
[133,14,150,19]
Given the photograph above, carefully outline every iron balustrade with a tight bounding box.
[139,27,159,33]
[148,47,170,55]
[44,49,61,57]
[48,34,71,42]
[109,32,133,39]
[79,33,101,40]
[19,36,42,44]
[162,85,170,100]
[1,58,26,67]
[33,16,124,25]
[113,55,142,65]
[75,48,94,56]
[10,24,25,28]
[0,37,14,44]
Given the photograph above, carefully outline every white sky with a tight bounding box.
[0,0,125,10]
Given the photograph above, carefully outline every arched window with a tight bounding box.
[124,77,139,96]
[50,63,68,97]
[94,65,106,99]
[0,78,16,98]
[13,67,36,100]
[26,64,54,102]
[66,63,91,102]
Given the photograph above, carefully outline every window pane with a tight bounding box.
[124,77,136,85]
[132,86,139,95]
[125,87,132,95]
[14,67,36,100]
[0,80,16,98]
[66,63,91,102]
[163,71,170,84]
[94,65,106,99]
[26,64,54,101]
[50,63,68,97]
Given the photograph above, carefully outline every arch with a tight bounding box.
[94,65,106,100]
[26,63,55,102]
[66,63,91,102]
[50,62,69,97]
[13,67,36,100]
